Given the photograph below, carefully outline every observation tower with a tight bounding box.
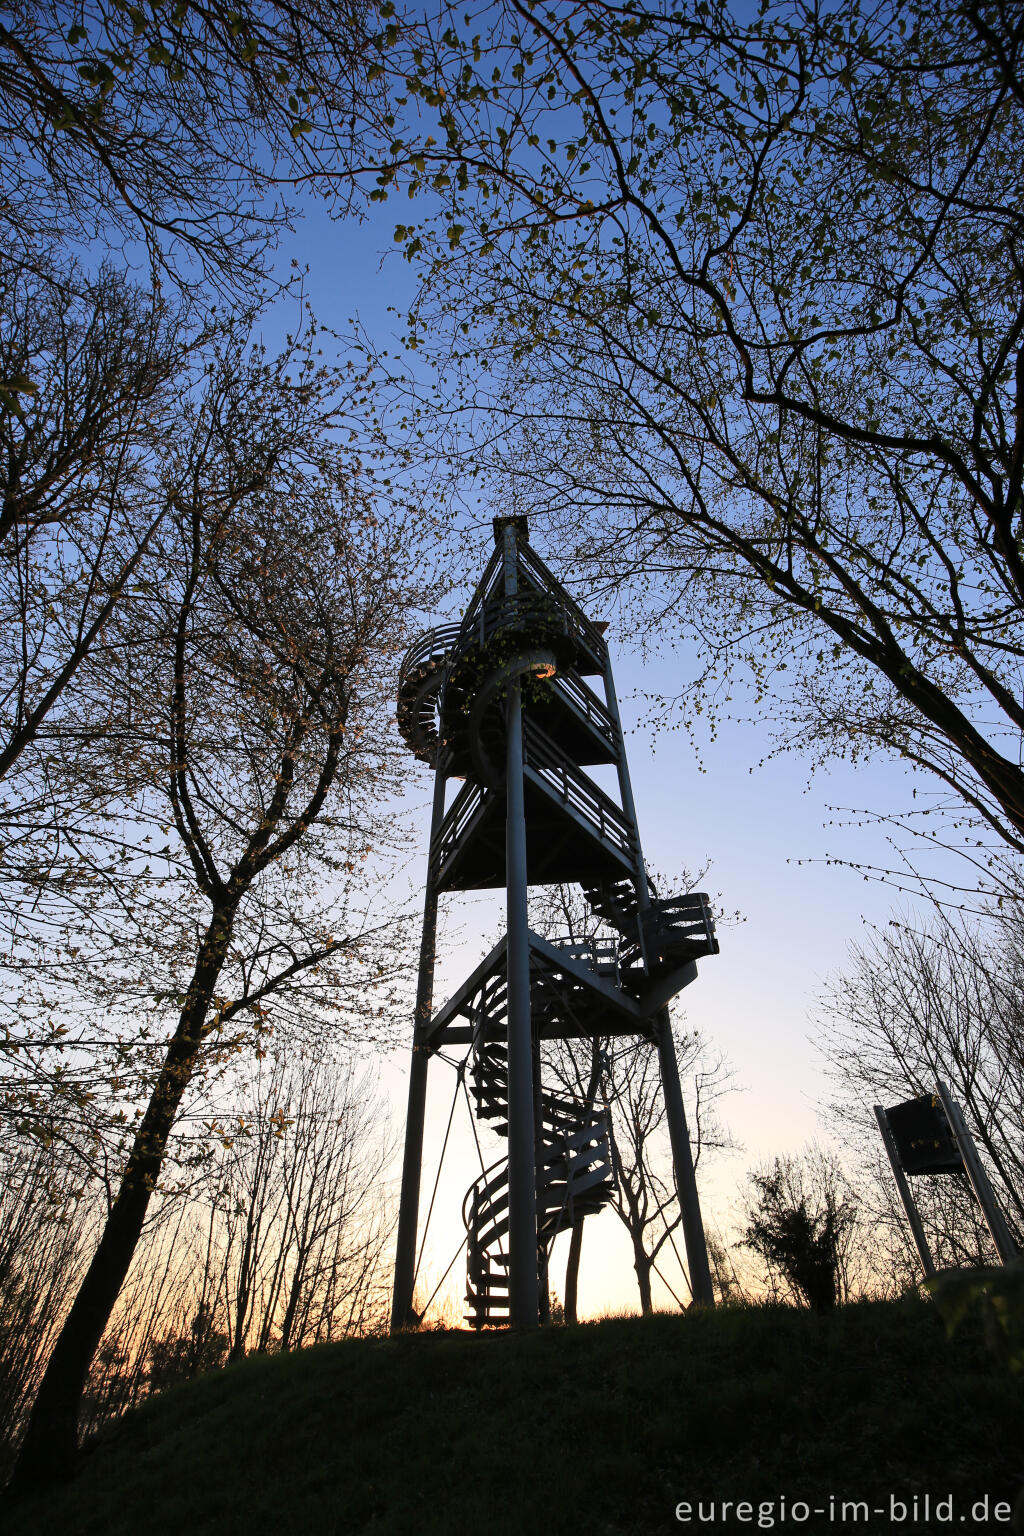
[392,516,719,1329]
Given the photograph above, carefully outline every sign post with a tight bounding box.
[876,1086,1019,1278]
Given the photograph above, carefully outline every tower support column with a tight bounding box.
[391,765,447,1332]
[655,1009,715,1306]
[606,654,715,1308]
[505,672,539,1327]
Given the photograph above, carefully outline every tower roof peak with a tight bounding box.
[492,513,529,547]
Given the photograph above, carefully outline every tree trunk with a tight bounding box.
[563,1034,601,1325]
[564,1216,584,1324]
[634,1245,654,1316]
[5,902,237,1499]
[278,1260,306,1352]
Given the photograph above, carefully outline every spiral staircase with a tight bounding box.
[464,1038,613,1327]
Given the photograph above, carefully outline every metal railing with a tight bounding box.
[396,624,464,761]
[455,588,574,658]
[516,544,608,664]
[546,934,621,982]
[523,718,634,862]
[399,525,608,718]
[429,715,629,883]
[431,780,488,875]
[643,893,718,957]
[459,546,503,636]
[618,892,718,974]
[397,623,463,692]
[549,670,617,750]
[464,1030,614,1326]
[456,553,606,665]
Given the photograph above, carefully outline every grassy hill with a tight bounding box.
[4,1298,1021,1535]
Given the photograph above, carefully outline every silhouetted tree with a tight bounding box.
[4,317,428,1497]
[602,1029,731,1315]
[0,1139,89,1476]
[145,1307,228,1397]
[0,262,206,869]
[0,0,380,292]
[819,900,1024,1270]
[741,1150,860,1311]
[212,1045,393,1359]
[375,0,1024,864]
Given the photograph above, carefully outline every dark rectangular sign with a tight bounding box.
[884,1094,963,1176]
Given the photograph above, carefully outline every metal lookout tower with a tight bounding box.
[391,516,720,1329]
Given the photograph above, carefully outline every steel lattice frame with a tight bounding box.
[391,516,720,1330]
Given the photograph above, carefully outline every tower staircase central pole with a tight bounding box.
[502,523,540,1327]
[505,670,539,1326]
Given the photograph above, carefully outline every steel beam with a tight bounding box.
[602,658,650,943]
[503,520,540,1329]
[873,1104,935,1279]
[656,1009,715,1306]
[935,1080,1019,1265]
[505,670,539,1326]
[391,764,448,1332]
[606,648,715,1307]
[534,1031,550,1324]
